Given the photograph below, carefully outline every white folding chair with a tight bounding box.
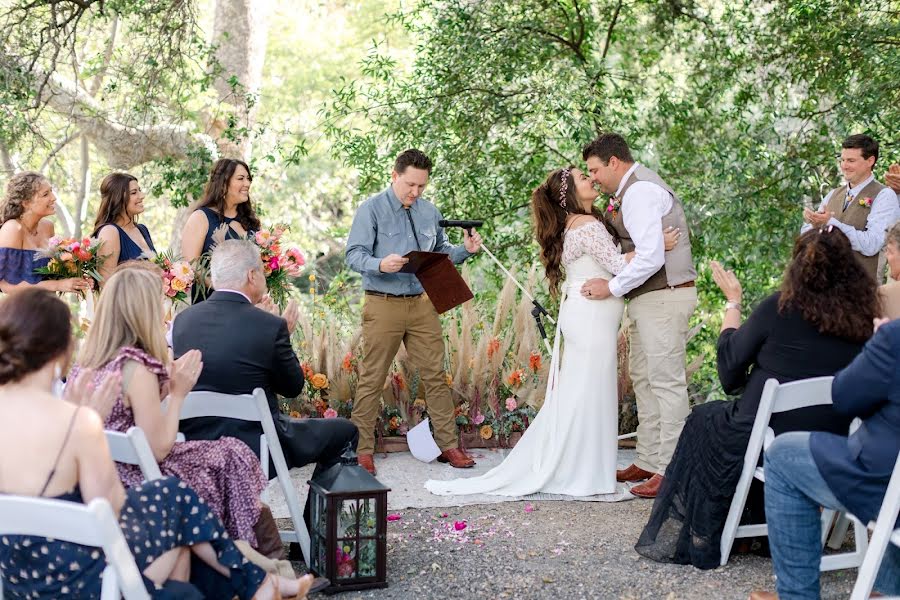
[0,496,149,599]
[850,452,900,600]
[719,376,869,570]
[105,427,163,482]
[180,388,310,565]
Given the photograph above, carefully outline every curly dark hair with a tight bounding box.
[0,288,71,384]
[197,158,261,232]
[1,171,48,225]
[531,166,603,296]
[779,228,880,343]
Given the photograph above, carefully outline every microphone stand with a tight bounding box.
[460,226,554,356]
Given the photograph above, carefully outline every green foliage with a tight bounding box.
[324,0,900,400]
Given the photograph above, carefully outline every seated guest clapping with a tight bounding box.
[636,227,880,569]
[751,319,900,600]
[879,222,900,318]
[0,172,93,295]
[172,240,358,523]
[73,267,270,549]
[92,173,157,282]
[0,288,312,599]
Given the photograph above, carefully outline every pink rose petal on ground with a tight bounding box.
[387,514,402,522]
[453,521,467,531]
[524,503,534,513]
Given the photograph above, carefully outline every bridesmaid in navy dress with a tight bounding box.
[0,289,313,599]
[0,172,93,295]
[181,159,260,303]
[93,173,157,284]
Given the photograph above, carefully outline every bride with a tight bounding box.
[425,166,676,498]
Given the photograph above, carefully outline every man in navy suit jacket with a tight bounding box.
[751,319,900,600]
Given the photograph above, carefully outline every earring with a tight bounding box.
[53,362,62,380]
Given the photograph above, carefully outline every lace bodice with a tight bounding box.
[562,220,627,280]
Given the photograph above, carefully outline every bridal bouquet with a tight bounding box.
[154,252,195,304]
[252,225,306,308]
[35,236,104,285]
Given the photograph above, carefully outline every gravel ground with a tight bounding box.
[280,499,857,600]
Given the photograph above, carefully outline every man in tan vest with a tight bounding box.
[802,134,899,280]
[580,133,697,499]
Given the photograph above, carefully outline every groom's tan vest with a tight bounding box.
[607,165,696,300]
[822,179,886,279]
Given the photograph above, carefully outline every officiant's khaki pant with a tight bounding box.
[627,286,697,474]
[352,293,458,454]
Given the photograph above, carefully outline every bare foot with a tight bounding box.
[280,573,314,599]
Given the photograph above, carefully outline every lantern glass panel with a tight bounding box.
[358,539,377,577]
[336,539,357,579]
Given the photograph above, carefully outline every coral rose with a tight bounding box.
[479,424,493,440]
[323,408,338,419]
[310,373,329,390]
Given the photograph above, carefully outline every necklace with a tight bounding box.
[18,218,39,236]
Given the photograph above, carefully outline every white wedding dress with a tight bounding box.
[425,220,628,497]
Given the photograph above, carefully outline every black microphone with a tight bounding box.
[438,219,483,229]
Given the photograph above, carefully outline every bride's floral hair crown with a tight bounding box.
[559,168,571,209]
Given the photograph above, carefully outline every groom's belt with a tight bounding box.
[667,280,695,290]
[365,290,423,299]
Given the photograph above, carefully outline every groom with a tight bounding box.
[580,133,697,499]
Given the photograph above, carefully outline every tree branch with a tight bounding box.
[602,0,624,61]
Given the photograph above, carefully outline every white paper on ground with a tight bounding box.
[406,418,442,463]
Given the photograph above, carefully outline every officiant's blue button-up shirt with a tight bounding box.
[345,186,472,295]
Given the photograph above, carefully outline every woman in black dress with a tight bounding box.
[0,288,312,599]
[635,227,881,569]
[180,159,260,303]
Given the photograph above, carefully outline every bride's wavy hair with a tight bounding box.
[531,166,602,296]
[779,227,880,343]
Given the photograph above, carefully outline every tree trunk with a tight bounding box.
[210,0,272,160]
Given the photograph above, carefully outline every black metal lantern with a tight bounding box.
[308,446,390,594]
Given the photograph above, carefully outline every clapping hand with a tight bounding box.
[803,207,832,228]
[710,261,742,303]
[169,350,203,399]
[256,296,300,333]
[64,368,121,421]
[886,164,900,194]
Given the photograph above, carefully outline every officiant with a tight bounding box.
[345,148,482,476]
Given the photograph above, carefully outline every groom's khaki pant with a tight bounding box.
[627,286,697,475]
[352,294,458,454]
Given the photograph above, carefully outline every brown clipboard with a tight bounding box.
[400,251,473,313]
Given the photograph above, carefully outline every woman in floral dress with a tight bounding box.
[74,267,268,547]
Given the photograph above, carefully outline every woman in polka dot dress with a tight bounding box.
[0,289,313,598]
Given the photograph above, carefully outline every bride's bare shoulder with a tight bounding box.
[565,215,602,232]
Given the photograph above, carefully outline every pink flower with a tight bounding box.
[524,503,534,513]
[607,204,614,212]
[439,513,448,518]
[387,514,402,522]
[268,256,280,271]
[505,397,517,411]
[453,521,467,531]
[255,230,273,246]
[48,236,61,248]
[165,287,178,297]
[473,414,485,425]
[287,247,306,266]
[323,408,338,419]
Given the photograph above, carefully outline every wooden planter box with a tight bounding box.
[374,431,524,454]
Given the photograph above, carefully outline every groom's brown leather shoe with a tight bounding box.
[437,448,476,468]
[631,474,664,498]
[616,463,654,482]
[358,453,377,476]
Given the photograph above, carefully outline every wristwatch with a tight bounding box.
[725,301,742,311]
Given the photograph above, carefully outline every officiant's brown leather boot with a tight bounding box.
[616,464,654,482]
[631,474,664,498]
[437,448,475,468]
[358,453,377,475]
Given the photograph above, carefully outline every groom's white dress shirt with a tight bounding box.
[800,173,899,256]
[609,163,673,298]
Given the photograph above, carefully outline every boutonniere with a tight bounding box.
[606,195,621,219]
[858,196,873,208]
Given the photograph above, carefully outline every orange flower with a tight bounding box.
[529,351,542,373]
[444,372,453,387]
[310,373,329,390]
[486,337,500,360]
[506,368,525,387]
[389,416,400,430]
[301,362,314,380]
[479,425,494,440]
[341,352,353,373]
[289,410,301,418]
[391,372,406,391]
